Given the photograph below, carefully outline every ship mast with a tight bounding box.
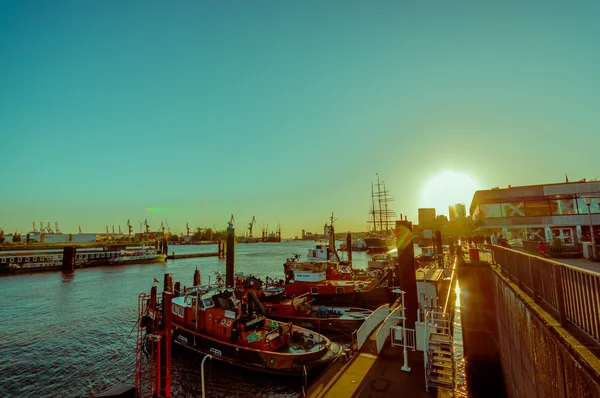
[377,174,383,231]
[371,182,377,232]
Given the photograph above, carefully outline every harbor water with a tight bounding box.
[0,241,419,398]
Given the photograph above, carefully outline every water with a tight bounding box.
[0,241,390,398]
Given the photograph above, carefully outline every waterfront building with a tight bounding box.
[449,203,467,221]
[418,208,436,229]
[470,180,600,243]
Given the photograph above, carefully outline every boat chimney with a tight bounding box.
[225,221,235,288]
[395,220,418,330]
[346,231,352,262]
[194,269,201,286]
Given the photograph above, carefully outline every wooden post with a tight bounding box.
[554,264,568,327]
[346,232,352,262]
[226,221,235,288]
[164,273,173,293]
[174,282,181,297]
[161,292,172,397]
[396,220,417,329]
[61,246,76,274]
[194,269,201,286]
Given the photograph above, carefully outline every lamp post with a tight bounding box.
[583,196,596,260]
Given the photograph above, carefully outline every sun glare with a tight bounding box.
[420,171,480,217]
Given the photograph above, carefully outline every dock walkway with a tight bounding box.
[308,317,431,398]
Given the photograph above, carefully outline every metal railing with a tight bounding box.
[355,304,389,350]
[489,245,600,345]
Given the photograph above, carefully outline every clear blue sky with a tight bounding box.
[1,1,599,236]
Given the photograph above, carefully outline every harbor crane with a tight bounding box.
[248,216,256,238]
[161,222,165,234]
[186,222,190,236]
[40,222,44,233]
[127,219,133,236]
[47,222,53,234]
[32,222,37,233]
[55,222,61,234]
[164,219,171,234]
[144,219,150,233]
[79,226,82,234]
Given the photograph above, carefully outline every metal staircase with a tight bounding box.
[424,311,454,392]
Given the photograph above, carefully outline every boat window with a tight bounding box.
[221,319,226,325]
[310,287,319,295]
[26,257,30,262]
[172,305,178,315]
[336,287,345,294]
[178,307,184,317]
[270,307,277,313]
[1,258,4,263]
[18,258,22,262]
[203,298,214,308]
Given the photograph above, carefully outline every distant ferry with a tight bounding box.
[0,248,163,273]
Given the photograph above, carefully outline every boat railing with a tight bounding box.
[355,304,390,350]
[375,306,403,354]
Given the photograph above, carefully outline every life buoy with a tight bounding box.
[308,334,314,340]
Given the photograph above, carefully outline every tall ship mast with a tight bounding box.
[365,174,396,253]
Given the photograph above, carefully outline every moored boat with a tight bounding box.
[365,174,397,253]
[261,292,372,333]
[109,248,166,265]
[147,284,343,375]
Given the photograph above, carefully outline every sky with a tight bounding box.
[1,1,599,237]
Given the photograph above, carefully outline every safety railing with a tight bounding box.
[490,245,600,346]
[355,304,389,350]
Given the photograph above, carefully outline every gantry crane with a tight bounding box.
[248,216,256,238]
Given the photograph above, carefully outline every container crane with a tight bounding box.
[127,219,133,236]
[55,222,61,234]
[47,222,53,234]
[32,222,37,233]
[248,216,256,238]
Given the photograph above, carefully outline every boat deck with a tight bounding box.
[307,327,433,397]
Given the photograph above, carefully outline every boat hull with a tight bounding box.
[310,287,392,310]
[171,324,343,375]
[266,315,365,334]
[109,255,167,265]
[364,237,396,253]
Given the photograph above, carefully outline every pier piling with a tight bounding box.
[435,230,443,267]
[346,232,352,262]
[194,269,201,286]
[395,220,418,329]
[61,246,76,274]
[225,222,235,288]
[174,282,181,297]
[163,273,173,293]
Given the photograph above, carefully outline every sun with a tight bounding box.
[420,171,480,217]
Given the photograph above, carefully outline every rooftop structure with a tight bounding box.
[470,179,600,243]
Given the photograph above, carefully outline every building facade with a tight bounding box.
[449,203,467,222]
[470,180,600,243]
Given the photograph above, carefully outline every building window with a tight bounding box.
[551,199,576,215]
[524,201,551,217]
[480,203,502,218]
[577,197,600,214]
[501,202,525,217]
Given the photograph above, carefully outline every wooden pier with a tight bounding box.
[166,252,218,260]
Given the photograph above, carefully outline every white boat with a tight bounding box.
[108,248,166,264]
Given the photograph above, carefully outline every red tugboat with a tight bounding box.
[152,283,343,375]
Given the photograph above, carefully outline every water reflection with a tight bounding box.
[453,280,468,397]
